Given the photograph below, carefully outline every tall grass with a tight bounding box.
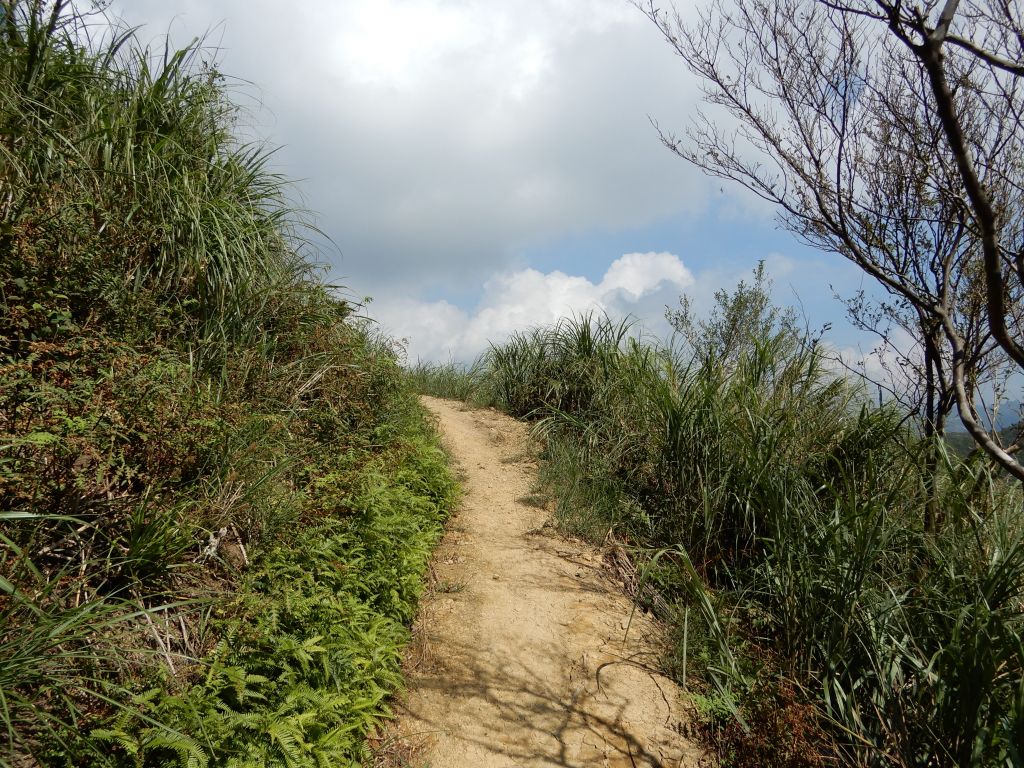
[0,3,455,765]
[443,306,1024,766]
[0,4,308,345]
[406,360,487,402]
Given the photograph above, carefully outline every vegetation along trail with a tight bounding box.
[390,396,702,767]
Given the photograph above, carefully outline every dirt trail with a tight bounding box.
[388,397,702,767]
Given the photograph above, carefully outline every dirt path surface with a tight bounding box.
[388,397,702,767]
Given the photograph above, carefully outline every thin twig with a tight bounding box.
[142,609,176,676]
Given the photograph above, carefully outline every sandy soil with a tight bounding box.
[386,396,702,767]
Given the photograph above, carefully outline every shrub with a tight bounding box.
[462,289,1024,764]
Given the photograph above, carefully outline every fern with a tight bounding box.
[115,418,457,766]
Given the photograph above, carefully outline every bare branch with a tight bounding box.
[644,0,1024,481]
[945,33,1024,76]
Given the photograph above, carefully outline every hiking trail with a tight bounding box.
[385,396,702,767]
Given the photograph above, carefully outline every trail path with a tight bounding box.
[388,397,702,767]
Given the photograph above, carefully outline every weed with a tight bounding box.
[434,580,467,594]
[444,296,1024,764]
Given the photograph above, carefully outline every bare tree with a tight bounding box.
[639,0,1024,490]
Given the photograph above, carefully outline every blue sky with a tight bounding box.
[104,0,888,366]
[519,209,870,331]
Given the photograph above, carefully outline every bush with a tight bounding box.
[459,286,1024,765]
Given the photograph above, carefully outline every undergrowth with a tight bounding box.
[89,407,455,767]
[411,296,1024,766]
[1,3,456,765]
[406,360,488,404]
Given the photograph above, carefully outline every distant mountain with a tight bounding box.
[943,399,1020,458]
[949,399,1022,434]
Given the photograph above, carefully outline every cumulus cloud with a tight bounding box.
[375,251,694,362]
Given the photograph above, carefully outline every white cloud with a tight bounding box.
[376,251,694,362]
[600,251,691,299]
[333,1,480,88]
[828,326,922,398]
[105,0,711,298]
[101,1,873,366]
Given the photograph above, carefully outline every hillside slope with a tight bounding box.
[0,4,455,765]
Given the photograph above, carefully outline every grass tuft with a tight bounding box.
[0,4,457,765]
[434,300,1024,765]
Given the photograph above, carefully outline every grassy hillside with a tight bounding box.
[411,309,1024,767]
[0,4,455,766]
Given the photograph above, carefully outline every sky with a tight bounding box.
[103,0,879,366]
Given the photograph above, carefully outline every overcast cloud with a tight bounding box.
[104,0,858,362]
